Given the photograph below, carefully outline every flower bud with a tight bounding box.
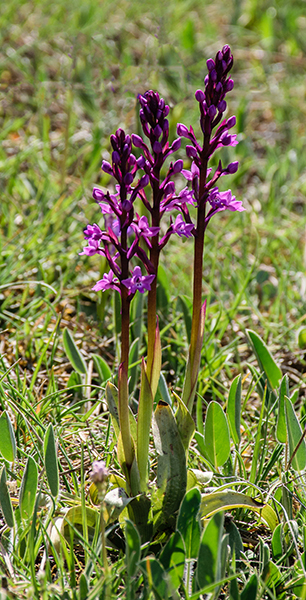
[218,100,227,113]
[173,159,183,173]
[136,155,146,169]
[195,89,205,102]
[138,173,149,189]
[124,173,133,185]
[226,161,239,174]
[225,78,234,92]
[101,160,113,175]
[171,138,181,152]
[206,58,215,71]
[186,145,197,158]
[112,151,120,164]
[177,123,189,137]
[90,461,109,486]
[92,187,105,201]
[226,115,236,129]
[154,124,162,138]
[132,134,145,149]
[153,141,162,154]
[208,105,217,119]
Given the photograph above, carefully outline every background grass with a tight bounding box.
[2,0,306,597]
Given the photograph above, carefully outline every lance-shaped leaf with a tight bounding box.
[182,301,206,412]
[63,327,87,374]
[152,401,187,532]
[0,411,16,463]
[227,374,241,445]
[148,320,162,401]
[137,359,153,492]
[19,456,38,520]
[177,487,201,559]
[174,392,195,451]
[139,557,168,600]
[204,401,230,468]
[201,490,278,531]
[159,530,185,590]
[285,396,306,471]
[44,424,59,497]
[246,329,282,389]
[276,375,288,444]
[125,518,141,579]
[92,354,112,383]
[196,511,224,591]
[0,467,14,528]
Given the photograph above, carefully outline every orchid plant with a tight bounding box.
[81,45,244,541]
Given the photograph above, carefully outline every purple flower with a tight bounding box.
[131,215,160,238]
[208,188,245,214]
[172,214,194,238]
[83,223,104,241]
[92,271,120,292]
[122,266,155,294]
[79,239,104,256]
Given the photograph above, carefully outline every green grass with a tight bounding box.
[2,0,306,598]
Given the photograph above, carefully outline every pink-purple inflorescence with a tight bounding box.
[80,45,244,296]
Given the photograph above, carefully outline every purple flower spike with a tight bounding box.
[172,214,194,238]
[92,271,120,292]
[122,266,155,294]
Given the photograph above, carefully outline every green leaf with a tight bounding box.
[227,374,241,445]
[271,523,283,561]
[240,573,258,600]
[78,573,89,600]
[63,328,87,374]
[201,490,278,532]
[92,354,112,383]
[159,530,185,590]
[125,519,141,578]
[158,372,172,406]
[204,401,230,468]
[137,359,153,492]
[0,467,14,528]
[196,511,224,590]
[246,329,282,389]
[177,487,201,559]
[285,396,306,471]
[140,557,168,600]
[44,424,59,497]
[19,456,38,520]
[276,375,288,443]
[152,401,187,532]
[0,411,16,462]
[174,393,195,451]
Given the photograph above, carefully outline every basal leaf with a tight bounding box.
[125,518,141,578]
[201,490,278,531]
[177,487,201,559]
[92,354,112,383]
[204,401,230,468]
[0,411,16,462]
[44,423,59,497]
[227,374,241,445]
[152,401,187,532]
[196,511,224,590]
[63,328,87,374]
[246,329,282,389]
[285,396,306,471]
[276,375,288,444]
[19,456,38,520]
[159,530,185,590]
[0,467,14,528]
